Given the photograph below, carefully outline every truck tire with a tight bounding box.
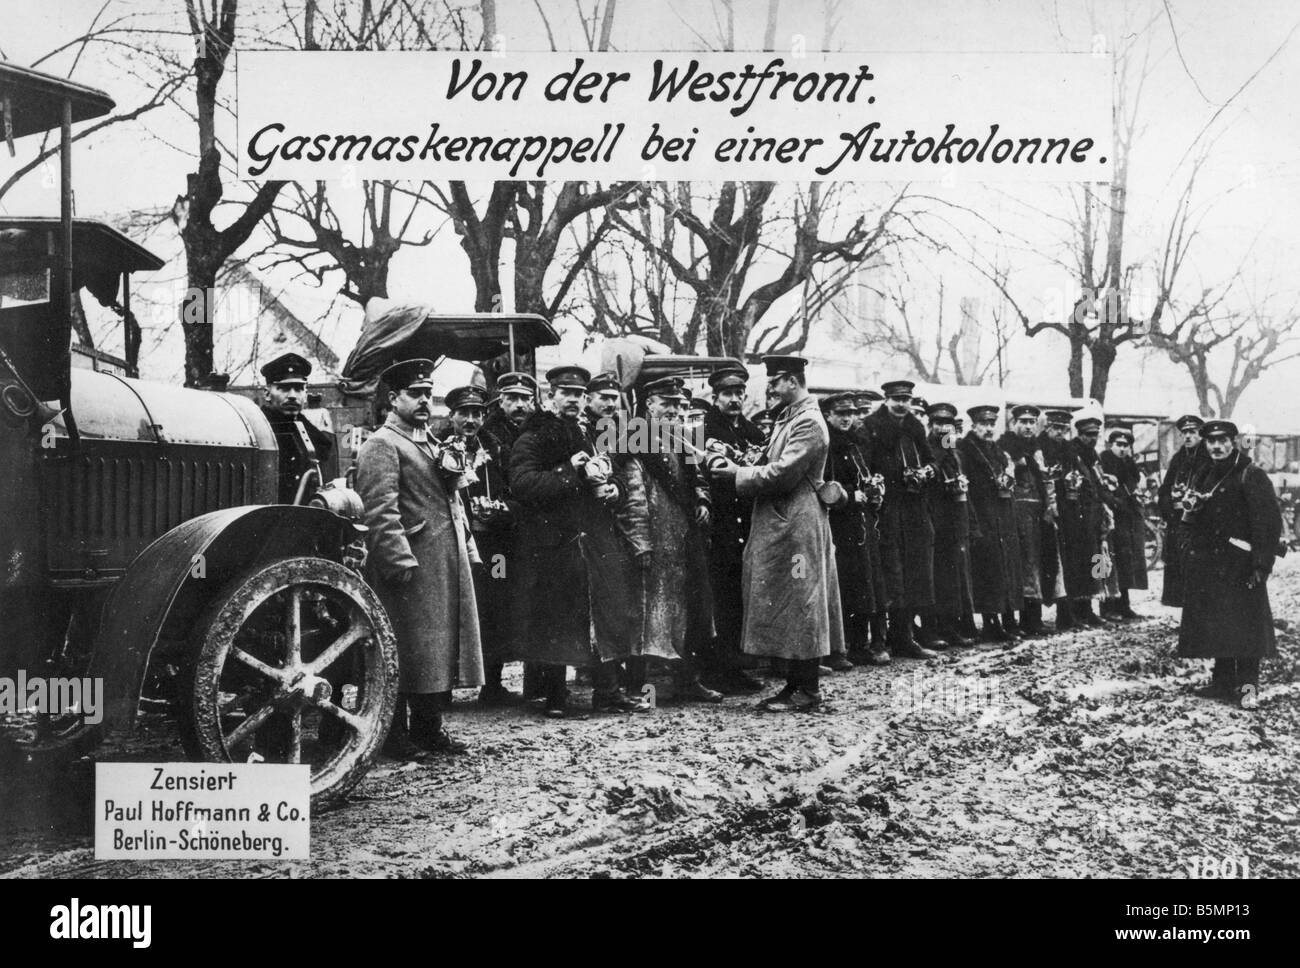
[178,556,397,809]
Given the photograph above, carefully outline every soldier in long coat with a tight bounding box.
[1062,416,1108,626]
[479,372,541,698]
[613,376,721,703]
[852,390,892,657]
[1178,420,1282,710]
[1099,427,1149,620]
[356,359,483,755]
[439,385,523,705]
[859,380,937,657]
[1001,405,1055,636]
[1158,415,1208,607]
[509,365,645,717]
[924,403,975,647]
[700,367,768,694]
[822,393,887,665]
[1037,411,1074,630]
[959,406,1022,641]
[709,356,843,712]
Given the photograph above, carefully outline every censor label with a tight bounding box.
[94,764,310,860]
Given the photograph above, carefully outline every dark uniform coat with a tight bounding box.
[444,426,520,667]
[702,406,766,665]
[355,413,483,694]
[1178,451,1281,659]
[613,427,714,660]
[1037,434,1071,602]
[1157,442,1207,606]
[1057,438,1105,598]
[509,410,638,667]
[262,407,335,504]
[927,431,975,615]
[1001,432,1052,602]
[735,394,843,659]
[959,433,1023,614]
[825,424,886,617]
[1100,449,1149,591]
[859,407,935,609]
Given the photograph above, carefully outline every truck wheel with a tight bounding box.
[180,557,397,808]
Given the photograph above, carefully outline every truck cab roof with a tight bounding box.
[0,62,115,139]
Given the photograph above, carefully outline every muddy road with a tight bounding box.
[4,562,1299,879]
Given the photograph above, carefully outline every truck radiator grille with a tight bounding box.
[43,448,256,578]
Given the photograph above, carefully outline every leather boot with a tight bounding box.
[982,614,1014,643]
[1054,598,1077,631]
[940,617,975,647]
[890,608,937,659]
[917,614,950,650]
[1019,601,1046,636]
[1075,598,1106,627]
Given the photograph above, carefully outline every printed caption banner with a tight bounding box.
[237,51,1112,183]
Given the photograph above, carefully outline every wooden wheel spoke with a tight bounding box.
[285,588,302,667]
[304,619,370,676]
[312,697,367,733]
[223,701,279,749]
[219,686,262,715]
[288,709,302,764]
[230,647,289,684]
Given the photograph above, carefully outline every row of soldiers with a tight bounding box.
[813,381,1155,669]
[347,351,1179,751]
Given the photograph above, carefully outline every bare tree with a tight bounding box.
[831,256,1010,386]
[1147,268,1300,418]
[175,0,284,387]
[610,181,910,357]
[971,4,1298,402]
[251,1,460,305]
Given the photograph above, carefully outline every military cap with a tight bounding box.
[1010,404,1041,421]
[709,366,749,391]
[1201,419,1238,439]
[380,358,435,391]
[911,396,930,412]
[261,352,312,384]
[967,404,1000,423]
[927,402,958,421]
[753,408,775,423]
[496,371,538,397]
[586,370,622,395]
[881,379,915,399]
[762,355,807,378]
[820,391,858,413]
[1107,427,1134,445]
[1045,409,1074,427]
[1175,414,1205,432]
[546,364,592,390]
[689,396,711,412]
[1074,416,1103,433]
[855,389,884,403]
[642,375,686,400]
[445,385,488,411]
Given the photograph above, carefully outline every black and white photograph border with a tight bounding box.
[1,0,1298,882]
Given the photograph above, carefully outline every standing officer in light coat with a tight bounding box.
[710,356,843,712]
[355,359,483,756]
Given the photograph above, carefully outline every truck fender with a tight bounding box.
[88,504,357,737]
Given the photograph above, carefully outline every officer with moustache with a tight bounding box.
[356,359,483,756]
[260,352,335,503]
